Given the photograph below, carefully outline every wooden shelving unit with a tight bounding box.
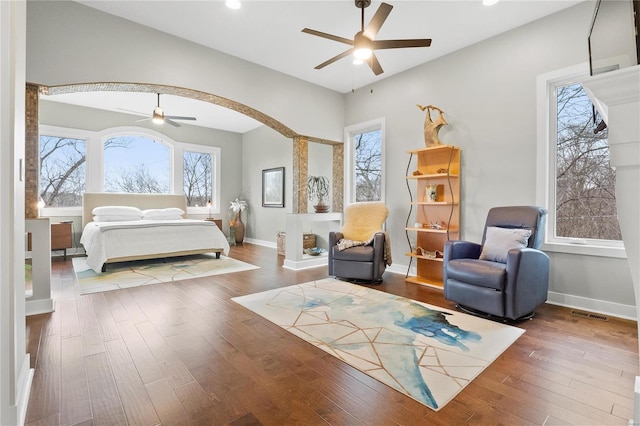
[405,145,461,288]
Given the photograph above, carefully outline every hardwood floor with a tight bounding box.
[25,244,638,425]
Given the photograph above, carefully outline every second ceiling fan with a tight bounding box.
[123,93,197,128]
[302,1,432,76]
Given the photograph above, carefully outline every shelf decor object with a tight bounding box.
[417,104,448,147]
[405,144,461,288]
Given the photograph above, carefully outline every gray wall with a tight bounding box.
[344,2,634,315]
[26,1,345,142]
[241,125,292,243]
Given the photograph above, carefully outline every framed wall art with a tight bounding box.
[262,167,284,208]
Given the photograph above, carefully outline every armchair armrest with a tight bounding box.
[504,248,550,319]
[329,231,344,248]
[444,240,482,262]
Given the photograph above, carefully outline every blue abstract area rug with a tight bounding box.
[73,254,259,295]
[232,278,524,411]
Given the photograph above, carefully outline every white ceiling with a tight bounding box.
[43,0,584,133]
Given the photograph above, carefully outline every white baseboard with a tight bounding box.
[17,355,34,426]
[25,298,55,316]
[547,291,636,321]
[243,238,275,248]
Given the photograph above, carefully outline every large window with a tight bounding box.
[345,118,385,203]
[39,125,221,215]
[39,135,86,207]
[183,151,213,207]
[104,135,170,193]
[555,82,620,241]
[537,65,623,256]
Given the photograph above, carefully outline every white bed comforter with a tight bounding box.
[80,219,230,273]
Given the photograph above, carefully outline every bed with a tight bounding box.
[80,192,230,273]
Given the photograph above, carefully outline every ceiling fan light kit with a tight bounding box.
[302,0,431,76]
[129,93,198,128]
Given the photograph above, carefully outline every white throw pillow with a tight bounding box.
[144,215,183,221]
[93,215,143,222]
[92,205,142,217]
[479,226,532,263]
[141,208,185,219]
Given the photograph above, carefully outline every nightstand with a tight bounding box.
[204,218,223,230]
[51,222,72,260]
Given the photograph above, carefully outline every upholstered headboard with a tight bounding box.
[82,192,188,228]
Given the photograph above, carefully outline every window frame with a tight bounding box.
[39,125,222,216]
[343,117,386,204]
[536,63,626,259]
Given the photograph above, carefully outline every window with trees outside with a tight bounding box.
[538,65,623,256]
[104,135,170,193]
[39,125,222,215]
[345,118,385,203]
[39,135,86,207]
[183,151,213,207]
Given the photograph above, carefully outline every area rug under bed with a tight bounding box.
[73,253,260,295]
[232,278,524,411]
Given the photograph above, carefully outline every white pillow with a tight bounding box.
[141,208,185,219]
[92,205,142,217]
[144,215,183,221]
[479,227,532,263]
[93,215,143,222]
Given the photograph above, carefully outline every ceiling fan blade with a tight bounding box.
[165,118,181,127]
[363,2,393,40]
[373,38,432,50]
[165,115,197,121]
[134,117,152,123]
[314,48,354,70]
[302,28,354,46]
[118,108,147,116]
[367,53,384,76]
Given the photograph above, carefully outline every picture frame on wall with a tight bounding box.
[262,167,285,208]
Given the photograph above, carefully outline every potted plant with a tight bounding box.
[307,175,330,213]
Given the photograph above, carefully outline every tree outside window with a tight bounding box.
[39,135,86,207]
[354,129,382,202]
[183,151,212,207]
[555,82,621,241]
[104,135,169,193]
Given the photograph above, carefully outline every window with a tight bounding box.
[555,82,620,241]
[183,151,213,207]
[103,135,170,193]
[39,134,86,207]
[537,65,624,257]
[344,118,385,203]
[39,125,222,215]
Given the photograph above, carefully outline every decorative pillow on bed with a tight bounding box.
[93,215,143,222]
[92,205,143,217]
[141,208,185,220]
[479,226,532,263]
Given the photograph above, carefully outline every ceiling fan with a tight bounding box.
[302,0,431,76]
[121,93,197,127]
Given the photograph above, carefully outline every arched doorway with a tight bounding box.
[26,82,344,217]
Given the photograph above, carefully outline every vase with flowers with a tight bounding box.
[229,198,248,244]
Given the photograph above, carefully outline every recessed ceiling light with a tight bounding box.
[482,0,499,5]
[226,0,241,10]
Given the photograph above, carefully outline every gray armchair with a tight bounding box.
[328,202,389,283]
[443,206,549,320]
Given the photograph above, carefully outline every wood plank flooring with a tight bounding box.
[25,243,638,425]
